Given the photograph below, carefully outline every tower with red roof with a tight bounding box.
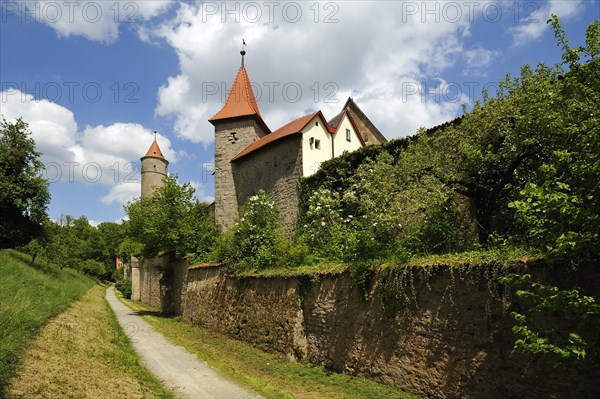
[209,49,270,231]
[141,134,169,199]
[209,46,385,233]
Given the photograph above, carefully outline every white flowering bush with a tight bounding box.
[298,188,350,260]
[299,150,473,262]
[222,190,306,270]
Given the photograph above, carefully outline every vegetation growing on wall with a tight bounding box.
[500,273,600,365]
[296,16,600,266]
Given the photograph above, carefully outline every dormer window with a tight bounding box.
[346,129,351,142]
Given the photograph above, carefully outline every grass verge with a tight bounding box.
[117,292,422,399]
[0,249,95,394]
[6,284,174,399]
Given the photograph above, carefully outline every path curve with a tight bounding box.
[105,286,263,399]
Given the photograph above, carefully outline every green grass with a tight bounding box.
[6,283,174,398]
[223,247,542,279]
[400,247,542,268]
[0,249,95,395]
[118,293,422,399]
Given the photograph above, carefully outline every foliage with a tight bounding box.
[0,117,50,248]
[507,17,600,262]
[221,190,305,271]
[125,174,216,258]
[298,137,411,211]
[117,236,143,261]
[500,273,600,366]
[19,215,123,280]
[114,267,132,299]
[299,150,476,263]
[81,258,108,279]
[297,17,599,265]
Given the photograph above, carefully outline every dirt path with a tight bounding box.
[105,287,263,399]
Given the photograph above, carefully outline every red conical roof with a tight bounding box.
[143,139,166,160]
[209,67,269,131]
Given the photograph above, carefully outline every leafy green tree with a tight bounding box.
[0,117,50,248]
[508,17,600,261]
[125,174,216,258]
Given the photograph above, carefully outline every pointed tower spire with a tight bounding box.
[144,135,167,161]
[208,44,270,133]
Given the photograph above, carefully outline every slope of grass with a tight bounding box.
[0,249,95,395]
[6,284,174,399]
[118,293,422,399]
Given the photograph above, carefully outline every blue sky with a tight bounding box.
[1,0,598,225]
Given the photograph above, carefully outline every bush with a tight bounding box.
[224,190,303,271]
[113,268,132,299]
[81,259,108,279]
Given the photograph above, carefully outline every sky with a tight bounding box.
[1,0,598,225]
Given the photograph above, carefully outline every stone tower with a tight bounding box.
[132,136,169,302]
[140,136,169,198]
[209,50,270,232]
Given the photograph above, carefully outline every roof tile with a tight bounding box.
[143,139,166,161]
[232,112,318,161]
[209,67,262,121]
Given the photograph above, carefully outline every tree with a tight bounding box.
[125,174,216,258]
[507,17,600,262]
[0,117,50,248]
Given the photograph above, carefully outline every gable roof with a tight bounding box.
[328,110,345,129]
[231,112,323,161]
[329,109,367,147]
[208,66,270,132]
[142,139,168,164]
[341,97,387,143]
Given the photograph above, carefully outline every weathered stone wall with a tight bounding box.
[138,256,163,309]
[214,118,268,232]
[180,262,600,399]
[233,135,303,234]
[183,265,308,358]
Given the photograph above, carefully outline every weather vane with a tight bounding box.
[241,39,247,67]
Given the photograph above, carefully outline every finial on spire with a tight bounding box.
[240,39,247,67]
[154,130,157,141]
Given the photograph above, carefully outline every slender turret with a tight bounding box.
[141,133,169,198]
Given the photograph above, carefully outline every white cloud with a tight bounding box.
[510,0,583,46]
[100,181,141,205]
[20,0,174,43]
[1,89,174,205]
[190,180,214,204]
[463,47,501,76]
[152,1,486,142]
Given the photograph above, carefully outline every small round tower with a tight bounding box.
[141,135,169,199]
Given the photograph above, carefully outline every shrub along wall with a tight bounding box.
[141,258,600,399]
